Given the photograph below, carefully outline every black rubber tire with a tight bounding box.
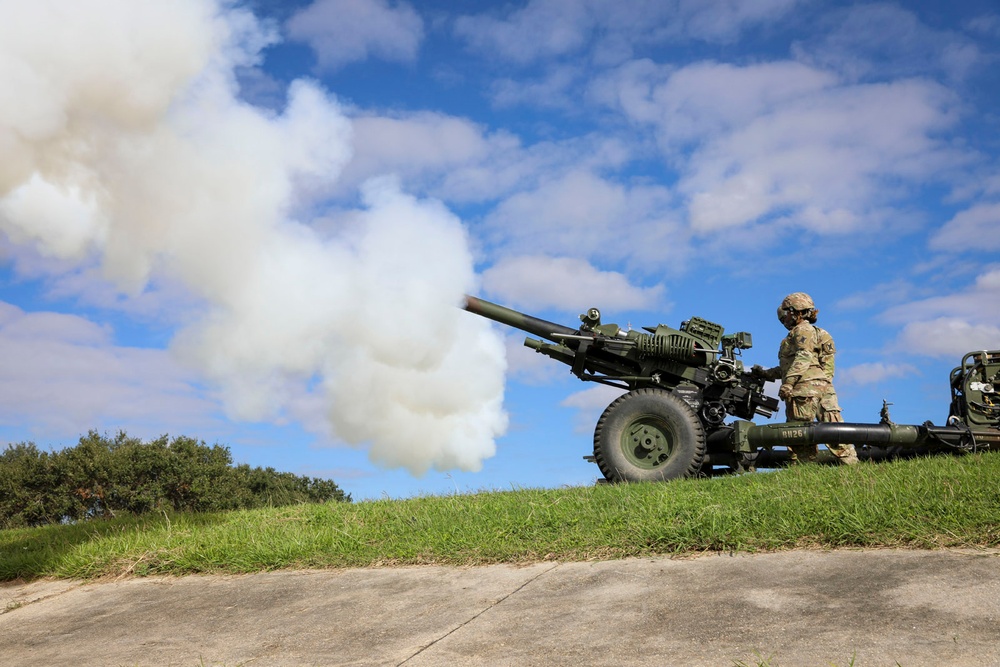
[593,388,706,483]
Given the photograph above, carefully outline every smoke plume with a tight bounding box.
[0,0,507,475]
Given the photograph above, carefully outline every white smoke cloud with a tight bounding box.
[0,176,105,259]
[0,0,507,475]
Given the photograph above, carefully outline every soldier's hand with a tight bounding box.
[750,364,766,378]
[778,383,793,401]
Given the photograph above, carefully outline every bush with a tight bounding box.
[0,443,71,527]
[0,431,350,529]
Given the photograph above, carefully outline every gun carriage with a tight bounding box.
[463,296,1000,483]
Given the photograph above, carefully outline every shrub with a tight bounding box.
[0,431,350,529]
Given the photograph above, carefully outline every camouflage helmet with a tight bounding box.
[782,292,815,311]
[777,292,816,325]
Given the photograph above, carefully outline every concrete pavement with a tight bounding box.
[2,549,999,666]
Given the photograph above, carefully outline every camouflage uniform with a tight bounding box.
[760,294,858,465]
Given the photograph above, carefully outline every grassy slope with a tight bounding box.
[2,452,999,581]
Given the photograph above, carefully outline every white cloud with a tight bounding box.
[286,0,424,71]
[561,384,626,434]
[930,202,1000,252]
[454,0,593,64]
[884,269,1000,324]
[966,13,1000,37]
[502,333,566,385]
[675,0,804,43]
[481,255,665,312]
[838,362,918,386]
[685,78,964,232]
[340,112,514,198]
[885,269,1000,359]
[0,302,218,440]
[454,0,806,64]
[836,279,920,311]
[590,60,837,146]
[0,236,202,324]
[988,175,1000,198]
[490,65,584,110]
[445,7,987,277]
[897,319,1000,359]
[336,111,637,206]
[792,3,984,82]
[595,59,966,235]
[488,170,630,240]
[482,170,688,267]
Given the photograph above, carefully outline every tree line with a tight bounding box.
[0,431,350,529]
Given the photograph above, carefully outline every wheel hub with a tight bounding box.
[623,417,673,469]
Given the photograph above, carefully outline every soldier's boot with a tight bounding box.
[789,445,817,465]
[832,444,859,466]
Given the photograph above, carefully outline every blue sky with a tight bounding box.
[0,0,998,501]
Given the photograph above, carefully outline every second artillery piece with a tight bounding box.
[463,296,1000,484]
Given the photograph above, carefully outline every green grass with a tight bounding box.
[3,452,999,581]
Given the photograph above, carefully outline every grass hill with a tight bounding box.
[3,452,998,581]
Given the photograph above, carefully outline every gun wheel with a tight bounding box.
[593,388,706,483]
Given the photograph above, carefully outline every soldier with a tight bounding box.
[753,292,859,465]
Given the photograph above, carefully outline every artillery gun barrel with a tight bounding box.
[463,296,578,343]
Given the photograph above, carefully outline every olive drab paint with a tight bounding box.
[464,296,1000,484]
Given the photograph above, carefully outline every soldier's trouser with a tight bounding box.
[785,383,858,465]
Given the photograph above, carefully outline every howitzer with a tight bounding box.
[464,296,1000,483]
